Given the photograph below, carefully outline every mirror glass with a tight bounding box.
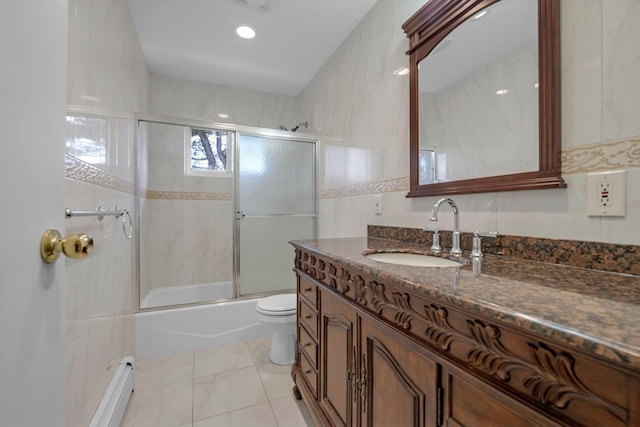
[404,0,565,197]
[418,0,538,184]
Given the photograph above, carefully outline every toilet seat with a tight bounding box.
[256,294,296,316]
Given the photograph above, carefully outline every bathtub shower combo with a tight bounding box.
[135,116,316,359]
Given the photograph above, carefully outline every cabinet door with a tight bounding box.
[320,290,359,427]
[360,316,439,427]
[442,366,560,427]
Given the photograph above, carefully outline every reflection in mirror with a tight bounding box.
[418,0,538,184]
[403,0,566,197]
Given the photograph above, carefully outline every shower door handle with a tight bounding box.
[236,211,246,220]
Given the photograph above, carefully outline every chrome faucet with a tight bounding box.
[430,198,462,256]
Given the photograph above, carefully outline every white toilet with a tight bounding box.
[255,293,297,365]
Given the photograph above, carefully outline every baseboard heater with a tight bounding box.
[90,357,135,427]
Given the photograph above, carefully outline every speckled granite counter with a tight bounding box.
[290,237,640,371]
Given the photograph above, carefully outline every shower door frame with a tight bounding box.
[133,113,317,312]
[233,129,318,299]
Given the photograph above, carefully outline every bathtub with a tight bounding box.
[135,297,270,359]
[140,281,233,309]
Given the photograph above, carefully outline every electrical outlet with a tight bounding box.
[598,182,611,207]
[587,171,626,217]
[374,195,382,215]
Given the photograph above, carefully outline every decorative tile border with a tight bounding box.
[317,177,409,199]
[70,136,640,202]
[146,191,232,201]
[316,137,640,200]
[368,225,640,276]
[65,154,136,194]
[561,136,640,174]
[66,154,232,200]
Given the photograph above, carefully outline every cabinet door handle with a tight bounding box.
[304,369,311,374]
[360,353,367,413]
[437,386,444,426]
[304,342,311,347]
[304,287,312,292]
[304,315,312,320]
[350,347,357,403]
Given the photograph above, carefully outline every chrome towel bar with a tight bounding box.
[65,205,133,239]
[65,205,126,220]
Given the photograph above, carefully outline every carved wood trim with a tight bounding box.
[464,321,627,421]
[423,304,457,351]
[296,250,629,422]
[525,343,627,422]
[353,278,414,330]
[466,320,529,381]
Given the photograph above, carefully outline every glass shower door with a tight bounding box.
[236,133,316,296]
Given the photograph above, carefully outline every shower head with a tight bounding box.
[279,125,288,131]
[292,121,309,132]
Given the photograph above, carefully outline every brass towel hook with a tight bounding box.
[40,229,94,263]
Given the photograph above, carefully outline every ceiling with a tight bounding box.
[127,0,378,97]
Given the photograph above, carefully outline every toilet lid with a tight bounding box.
[256,293,297,315]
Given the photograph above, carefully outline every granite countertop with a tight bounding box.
[290,237,640,371]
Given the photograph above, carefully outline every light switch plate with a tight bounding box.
[587,171,626,217]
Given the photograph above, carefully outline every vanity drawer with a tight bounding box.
[298,276,317,307]
[300,350,318,398]
[298,299,318,338]
[298,324,317,368]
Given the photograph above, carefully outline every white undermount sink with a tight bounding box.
[365,252,463,268]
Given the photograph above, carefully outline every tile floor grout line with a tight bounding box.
[124,338,310,426]
[248,338,283,425]
[265,395,283,427]
[192,350,195,426]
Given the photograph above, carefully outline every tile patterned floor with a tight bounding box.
[121,338,314,427]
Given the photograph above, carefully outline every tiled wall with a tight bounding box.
[65,0,148,425]
[295,0,640,246]
[139,122,233,301]
[141,71,299,300]
[149,73,296,129]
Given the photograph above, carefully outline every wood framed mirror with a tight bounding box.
[403,0,566,197]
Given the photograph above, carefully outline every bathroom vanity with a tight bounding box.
[290,237,640,427]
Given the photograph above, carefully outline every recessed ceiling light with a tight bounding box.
[218,113,229,119]
[496,89,508,95]
[394,67,409,76]
[236,25,256,39]
[80,94,100,102]
[471,10,488,20]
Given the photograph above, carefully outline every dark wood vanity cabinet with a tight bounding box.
[359,315,439,426]
[441,365,560,427]
[318,290,438,427]
[291,248,640,427]
[318,288,357,426]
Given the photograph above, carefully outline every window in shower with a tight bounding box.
[185,127,232,176]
